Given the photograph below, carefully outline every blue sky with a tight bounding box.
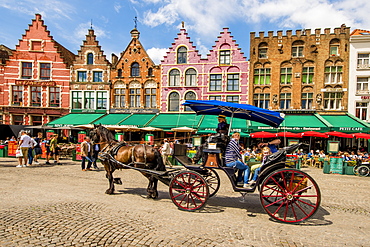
[1,0,370,64]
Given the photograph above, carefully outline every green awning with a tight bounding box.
[119,114,156,127]
[92,114,130,125]
[248,114,329,132]
[147,114,202,130]
[47,113,105,127]
[320,114,370,133]
[197,115,248,133]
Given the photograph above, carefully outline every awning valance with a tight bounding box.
[47,113,105,127]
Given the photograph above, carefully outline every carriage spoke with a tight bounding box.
[263,185,284,194]
[265,197,285,208]
[293,200,310,217]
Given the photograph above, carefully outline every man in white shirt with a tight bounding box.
[161,139,172,167]
[17,130,32,167]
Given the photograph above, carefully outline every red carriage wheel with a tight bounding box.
[260,169,321,224]
[200,168,220,197]
[169,171,209,211]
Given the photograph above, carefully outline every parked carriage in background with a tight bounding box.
[92,100,321,224]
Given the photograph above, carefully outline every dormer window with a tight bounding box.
[219,50,230,65]
[87,53,94,64]
[177,46,187,64]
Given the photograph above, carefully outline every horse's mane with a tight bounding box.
[97,125,116,143]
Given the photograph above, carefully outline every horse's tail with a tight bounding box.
[154,148,166,171]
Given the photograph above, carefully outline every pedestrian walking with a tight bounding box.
[92,142,100,170]
[27,133,37,166]
[161,138,172,167]
[32,132,43,165]
[16,130,32,168]
[44,137,51,165]
[81,136,93,171]
[50,134,61,165]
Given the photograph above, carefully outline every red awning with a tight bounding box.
[276,132,302,138]
[325,131,354,138]
[300,131,328,138]
[250,131,277,138]
[353,133,370,139]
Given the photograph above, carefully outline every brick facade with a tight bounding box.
[0,14,74,125]
[70,29,111,113]
[249,25,350,113]
[110,29,161,114]
[161,27,249,112]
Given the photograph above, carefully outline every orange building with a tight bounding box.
[0,14,74,125]
[110,28,161,113]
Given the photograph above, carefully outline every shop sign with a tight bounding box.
[256,126,323,131]
[338,127,364,131]
[110,108,159,114]
[361,96,370,100]
[15,80,56,86]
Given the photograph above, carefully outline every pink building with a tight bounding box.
[0,14,74,125]
[161,27,249,112]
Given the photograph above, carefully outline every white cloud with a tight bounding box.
[70,22,109,45]
[147,47,168,64]
[114,2,122,13]
[195,38,209,58]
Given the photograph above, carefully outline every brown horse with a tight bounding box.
[90,125,165,198]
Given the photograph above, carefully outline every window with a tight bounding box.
[254,68,271,85]
[21,62,32,79]
[324,66,342,84]
[169,69,180,86]
[185,68,196,86]
[177,47,187,64]
[323,92,343,110]
[219,50,230,65]
[31,86,41,106]
[209,95,221,101]
[144,88,156,108]
[72,91,82,109]
[302,67,314,84]
[357,78,369,93]
[356,102,368,120]
[357,54,370,69]
[184,91,196,111]
[148,68,153,77]
[96,91,107,110]
[301,93,313,110]
[329,39,339,56]
[279,93,291,109]
[226,95,239,103]
[49,87,60,107]
[227,74,239,91]
[258,43,268,59]
[209,74,222,91]
[253,93,270,109]
[280,68,292,84]
[32,116,42,125]
[84,91,95,109]
[13,115,23,125]
[77,71,87,82]
[114,89,125,108]
[292,41,304,57]
[31,41,42,51]
[39,63,51,80]
[12,86,23,106]
[93,71,103,82]
[168,92,179,112]
[131,62,140,77]
[117,69,123,77]
[87,53,94,64]
[129,88,141,107]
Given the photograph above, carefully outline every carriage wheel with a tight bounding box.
[202,168,220,197]
[169,171,209,211]
[260,169,321,224]
[353,165,360,176]
[357,165,370,177]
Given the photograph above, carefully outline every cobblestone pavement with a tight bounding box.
[0,157,369,247]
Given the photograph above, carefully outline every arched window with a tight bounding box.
[169,69,180,86]
[185,68,196,86]
[330,39,340,56]
[168,92,179,112]
[131,62,140,77]
[177,46,187,64]
[117,69,122,78]
[184,91,196,111]
[148,68,153,77]
[87,53,94,64]
[258,42,268,59]
[292,40,304,57]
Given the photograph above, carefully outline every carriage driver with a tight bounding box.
[216,115,229,134]
[225,132,252,188]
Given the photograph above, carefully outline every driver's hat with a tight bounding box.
[217,115,226,119]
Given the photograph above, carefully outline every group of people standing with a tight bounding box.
[80,136,100,171]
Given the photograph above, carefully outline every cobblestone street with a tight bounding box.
[0,157,369,247]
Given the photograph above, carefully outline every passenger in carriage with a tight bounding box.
[258,139,281,153]
[249,146,272,186]
[225,132,251,188]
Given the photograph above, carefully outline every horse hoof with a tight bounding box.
[105,189,114,195]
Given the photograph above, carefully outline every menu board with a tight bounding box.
[7,141,18,156]
[329,157,343,174]
[75,144,82,161]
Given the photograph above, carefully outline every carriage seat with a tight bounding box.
[173,144,201,168]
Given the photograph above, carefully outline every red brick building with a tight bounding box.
[0,14,74,125]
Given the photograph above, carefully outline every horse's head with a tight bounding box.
[90,124,115,144]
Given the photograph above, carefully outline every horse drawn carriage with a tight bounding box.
[91,100,321,224]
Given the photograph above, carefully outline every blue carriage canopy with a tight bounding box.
[182,100,285,128]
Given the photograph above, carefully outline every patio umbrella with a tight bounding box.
[74,124,95,129]
[171,126,196,132]
[140,127,163,132]
[276,132,302,138]
[182,100,284,135]
[325,131,353,138]
[106,125,141,132]
[24,125,57,130]
[250,131,277,138]
[354,133,370,139]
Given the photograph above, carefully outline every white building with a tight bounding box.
[349,29,370,123]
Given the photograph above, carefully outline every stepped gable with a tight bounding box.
[75,29,110,65]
